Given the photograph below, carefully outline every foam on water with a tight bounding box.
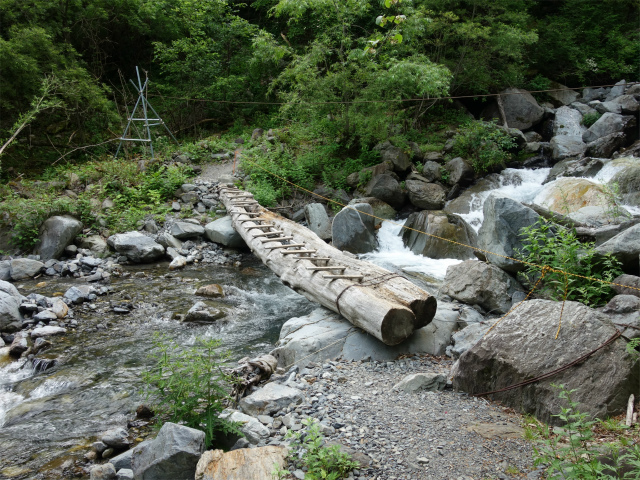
[361,220,462,280]
[0,357,31,427]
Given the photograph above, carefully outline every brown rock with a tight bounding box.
[195,446,288,480]
[195,284,224,298]
[136,404,155,419]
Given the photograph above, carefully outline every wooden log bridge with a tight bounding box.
[218,185,437,345]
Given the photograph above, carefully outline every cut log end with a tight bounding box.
[411,296,438,329]
[380,308,417,346]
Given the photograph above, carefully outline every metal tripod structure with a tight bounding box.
[114,66,178,159]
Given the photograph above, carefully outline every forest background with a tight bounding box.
[0,0,638,178]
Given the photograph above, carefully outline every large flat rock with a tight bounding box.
[195,446,288,480]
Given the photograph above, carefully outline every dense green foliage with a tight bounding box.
[142,335,241,448]
[529,385,640,480]
[1,0,637,174]
[516,219,623,307]
[449,120,516,173]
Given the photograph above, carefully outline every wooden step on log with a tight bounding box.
[261,236,294,243]
[265,243,306,250]
[246,224,276,230]
[307,266,347,271]
[251,230,285,237]
[323,274,364,281]
[280,249,318,255]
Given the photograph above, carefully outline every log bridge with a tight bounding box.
[217,185,437,345]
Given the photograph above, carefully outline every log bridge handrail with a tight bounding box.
[217,185,437,345]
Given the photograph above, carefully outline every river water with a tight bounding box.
[1,157,636,478]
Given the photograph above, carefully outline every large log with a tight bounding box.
[217,186,437,345]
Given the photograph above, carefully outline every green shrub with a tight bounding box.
[450,120,516,174]
[516,218,623,307]
[274,418,360,480]
[142,335,241,448]
[531,385,640,480]
[582,112,602,128]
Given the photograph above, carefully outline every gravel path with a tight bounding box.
[267,355,540,480]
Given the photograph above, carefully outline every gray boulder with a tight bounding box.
[156,233,183,250]
[107,232,164,263]
[90,463,116,480]
[392,373,446,393]
[568,206,630,227]
[603,294,640,314]
[304,203,331,240]
[116,469,133,480]
[405,180,446,210]
[238,382,304,416]
[583,87,607,102]
[596,224,640,274]
[170,221,205,240]
[347,197,395,226]
[131,422,205,480]
[582,113,637,144]
[612,274,640,298]
[204,217,246,249]
[380,144,411,173]
[499,88,544,130]
[64,285,94,304]
[184,302,225,323]
[0,280,22,330]
[331,204,377,254]
[38,215,83,261]
[346,161,394,189]
[110,449,134,471]
[586,133,627,158]
[476,193,540,272]
[10,258,44,280]
[102,427,131,449]
[547,82,579,106]
[219,410,270,445]
[364,174,406,210]
[612,95,640,114]
[441,260,524,314]
[612,161,640,208]
[0,260,10,281]
[402,210,476,260]
[421,161,442,182]
[605,80,626,101]
[452,299,640,424]
[77,235,108,254]
[550,136,587,161]
[553,106,585,137]
[446,320,499,359]
[544,157,604,184]
[443,157,474,186]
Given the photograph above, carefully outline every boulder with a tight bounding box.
[218,410,269,445]
[238,382,304,416]
[304,203,331,240]
[0,260,10,281]
[90,463,117,480]
[107,232,165,263]
[170,222,205,240]
[421,161,442,182]
[331,203,377,254]
[51,298,68,319]
[10,258,44,280]
[443,157,474,186]
[64,285,94,304]
[364,174,406,210]
[204,217,246,249]
[77,235,108,254]
[392,373,446,393]
[605,80,626,101]
[402,211,477,260]
[547,82,579,106]
[405,180,446,210]
[110,449,135,471]
[544,157,604,184]
[612,95,640,114]
[9,334,28,356]
[0,281,22,331]
[582,113,637,144]
[612,274,640,298]
[611,161,640,208]
[102,427,131,449]
[452,299,640,424]
[31,326,67,338]
[380,144,411,173]
[441,260,524,314]
[195,446,288,480]
[195,284,224,298]
[477,193,541,272]
[346,161,394,189]
[568,206,630,227]
[583,87,607,102]
[38,215,83,261]
[498,88,544,130]
[553,106,585,137]
[550,135,587,161]
[603,294,640,314]
[533,177,603,215]
[586,133,627,158]
[184,302,225,323]
[596,224,640,274]
[347,197,395,226]
[156,233,183,250]
[444,176,501,216]
[131,422,205,480]
[446,320,499,359]
[116,469,133,480]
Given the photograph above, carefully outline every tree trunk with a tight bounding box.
[217,186,437,345]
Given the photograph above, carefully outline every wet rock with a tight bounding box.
[171,221,205,240]
[442,260,524,314]
[331,203,377,254]
[392,373,446,393]
[169,256,187,270]
[38,215,83,261]
[544,157,604,184]
[402,210,476,260]
[596,224,640,274]
[33,309,58,322]
[452,299,640,424]
[64,285,94,304]
[90,463,116,480]
[195,446,288,480]
[31,326,66,338]
[611,159,640,208]
[304,203,332,240]
[102,427,130,449]
[184,302,225,323]
[131,422,205,480]
[477,193,541,272]
[405,180,446,210]
[0,280,23,330]
[204,217,246,249]
[10,258,44,280]
[195,284,224,298]
[239,382,304,416]
[107,232,165,263]
[9,334,28,357]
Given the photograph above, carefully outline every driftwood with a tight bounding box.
[217,185,437,345]
[230,354,278,402]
